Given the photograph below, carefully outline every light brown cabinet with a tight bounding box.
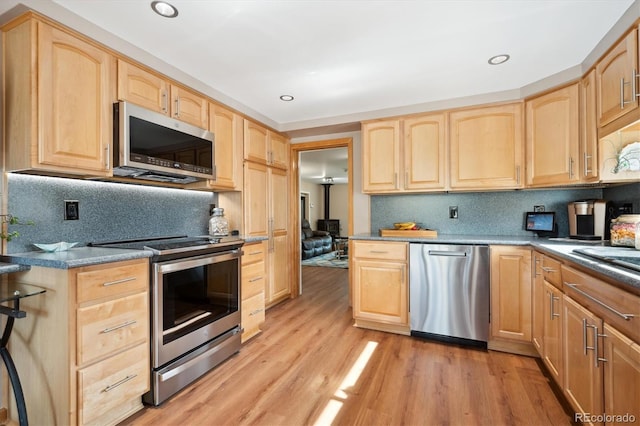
[543,280,564,388]
[362,114,446,193]
[531,252,545,354]
[603,324,640,423]
[526,84,580,186]
[117,59,208,129]
[580,70,600,182]
[206,103,243,190]
[489,246,532,350]
[241,240,267,342]
[243,160,290,307]
[352,241,409,334]
[596,28,639,128]
[3,16,113,176]
[9,258,150,426]
[449,103,524,190]
[243,120,289,169]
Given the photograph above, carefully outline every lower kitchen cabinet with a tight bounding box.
[489,246,534,355]
[241,240,267,342]
[532,252,545,354]
[542,279,564,388]
[8,258,150,426]
[603,324,640,422]
[352,240,409,335]
[563,295,604,421]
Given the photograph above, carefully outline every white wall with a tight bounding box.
[300,180,323,229]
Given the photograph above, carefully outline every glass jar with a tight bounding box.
[208,207,229,236]
[610,214,640,247]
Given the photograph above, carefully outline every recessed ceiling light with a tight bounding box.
[280,95,294,101]
[151,1,178,18]
[488,54,510,65]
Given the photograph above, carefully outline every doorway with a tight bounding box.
[290,138,353,298]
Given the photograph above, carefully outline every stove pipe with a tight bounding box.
[322,183,333,219]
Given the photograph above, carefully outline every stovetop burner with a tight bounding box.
[90,235,244,258]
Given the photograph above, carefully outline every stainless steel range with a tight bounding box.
[91,235,244,405]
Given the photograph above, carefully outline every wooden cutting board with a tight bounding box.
[379,229,438,238]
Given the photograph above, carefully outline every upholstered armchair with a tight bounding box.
[301,219,333,259]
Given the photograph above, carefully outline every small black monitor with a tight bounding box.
[525,211,556,232]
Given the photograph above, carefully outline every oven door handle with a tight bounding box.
[156,249,240,273]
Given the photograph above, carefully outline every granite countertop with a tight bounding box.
[1,247,153,270]
[350,233,640,295]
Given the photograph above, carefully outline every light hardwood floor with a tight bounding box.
[122,266,572,426]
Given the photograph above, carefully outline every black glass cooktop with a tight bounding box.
[573,247,640,273]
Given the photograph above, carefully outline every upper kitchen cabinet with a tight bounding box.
[362,114,446,193]
[449,103,524,190]
[580,70,599,182]
[525,83,580,187]
[206,103,243,190]
[599,117,640,182]
[117,59,208,129]
[3,16,114,176]
[596,27,638,128]
[243,120,289,169]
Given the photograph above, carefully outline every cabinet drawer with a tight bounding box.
[542,256,562,289]
[243,242,266,265]
[241,293,265,336]
[77,259,149,303]
[562,265,640,342]
[77,292,149,365]
[242,265,266,300]
[77,343,150,425]
[353,241,407,261]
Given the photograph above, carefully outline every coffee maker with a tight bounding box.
[568,200,609,240]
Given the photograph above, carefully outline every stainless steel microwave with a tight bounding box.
[113,101,215,184]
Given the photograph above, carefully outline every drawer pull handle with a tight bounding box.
[565,283,635,321]
[249,251,263,256]
[248,277,263,282]
[101,320,137,334]
[102,277,136,287]
[369,250,388,254]
[541,266,556,273]
[102,374,137,393]
[249,308,264,316]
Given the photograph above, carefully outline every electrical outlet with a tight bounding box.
[449,206,458,219]
[534,205,545,212]
[64,200,79,220]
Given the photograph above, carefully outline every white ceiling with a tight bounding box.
[299,148,348,184]
[1,0,637,137]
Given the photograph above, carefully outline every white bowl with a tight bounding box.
[33,242,78,252]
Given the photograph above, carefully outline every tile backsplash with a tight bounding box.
[6,174,216,253]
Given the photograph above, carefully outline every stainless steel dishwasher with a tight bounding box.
[409,244,490,347]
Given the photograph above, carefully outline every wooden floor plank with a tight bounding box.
[121,266,571,426]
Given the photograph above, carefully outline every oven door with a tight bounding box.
[152,249,241,368]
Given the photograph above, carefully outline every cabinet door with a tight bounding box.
[449,103,524,189]
[244,120,269,164]
[267,168,290,304]
[596,28,638,127]
[526,84,580,186]
[532,253,545,354]
[269,132,290,170]
[563,296,604,422]
[117,59,168,114]
[244,161,269,237]
[38,23,113,174]
[403,114,446,191]
[362,120,401,192]
[490,246,532,342]
[268,234,290,304]
[580,70,599,182]
[170,85,208,128]
[543,281,564,388]
[603,324,640,423]
[209,104,241,189]
[353,259,407,325]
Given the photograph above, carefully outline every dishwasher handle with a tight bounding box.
[428,250,467,257]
